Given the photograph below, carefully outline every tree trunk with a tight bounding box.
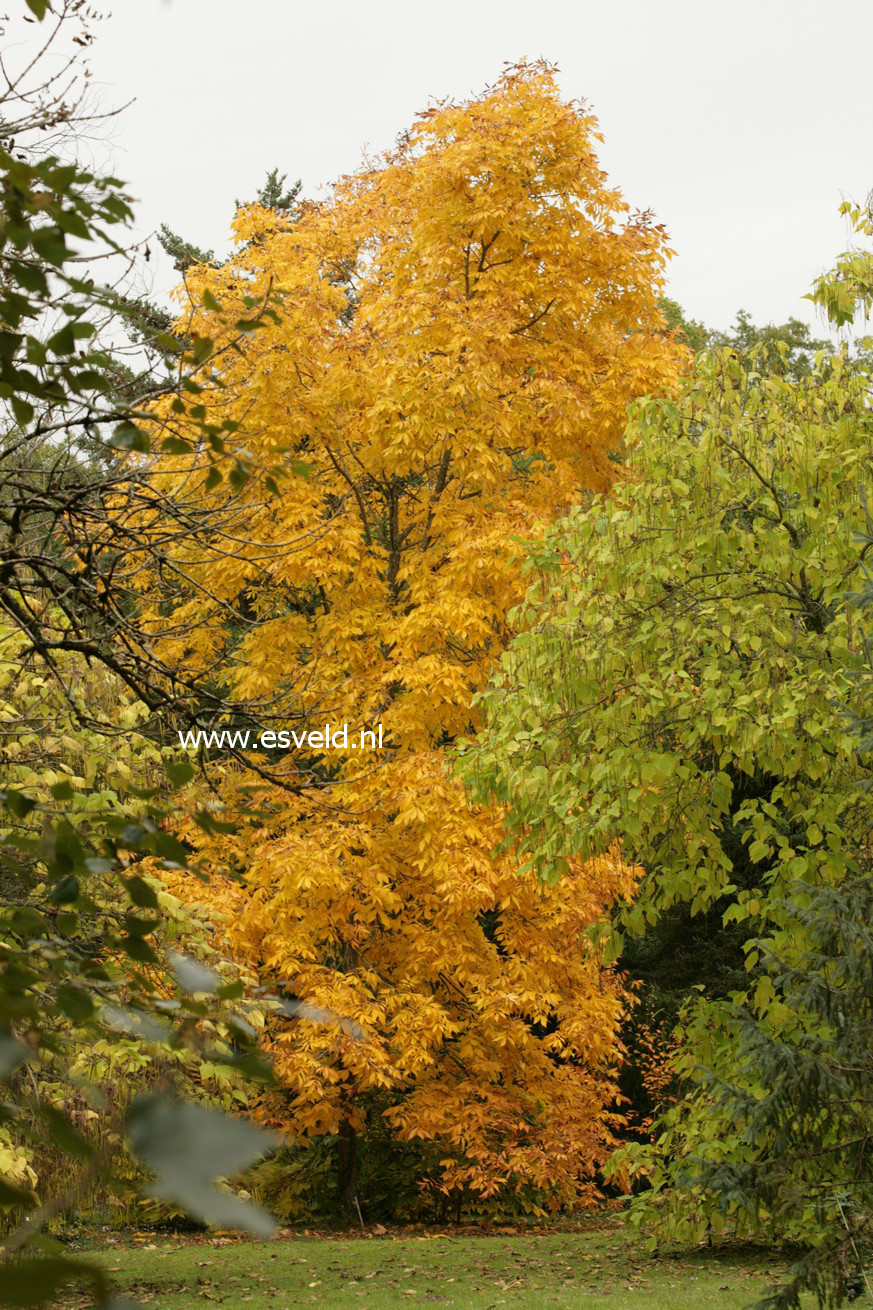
[336,1119,358,1224]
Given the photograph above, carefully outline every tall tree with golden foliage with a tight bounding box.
[144,62,684,1216]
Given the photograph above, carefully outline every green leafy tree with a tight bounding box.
[465,342,869,922]
[659,298,831,378]
[709,309,831,379]
[0,4,312,1301]
[622,298,835,1098]
[808,196,873,327]
[463,337,872,1303]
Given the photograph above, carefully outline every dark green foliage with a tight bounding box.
[248,1108,567,1228]
[249,167,302,215]
[658,296,710,352]
[157,223,215,273]
[157,168,300,280]
[679,874,873,1309]
[248,1129,431,1227]
[685,485,873,1310]
[709,309,831,380]
[659,298,831,378]
[0,146,133,427]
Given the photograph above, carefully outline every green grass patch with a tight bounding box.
[69,1218,793,1308]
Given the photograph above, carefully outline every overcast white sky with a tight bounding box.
[82,0,873,332]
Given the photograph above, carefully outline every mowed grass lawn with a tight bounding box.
[71,1218,796,1309]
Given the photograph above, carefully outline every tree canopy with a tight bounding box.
[138,59,684,1217]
